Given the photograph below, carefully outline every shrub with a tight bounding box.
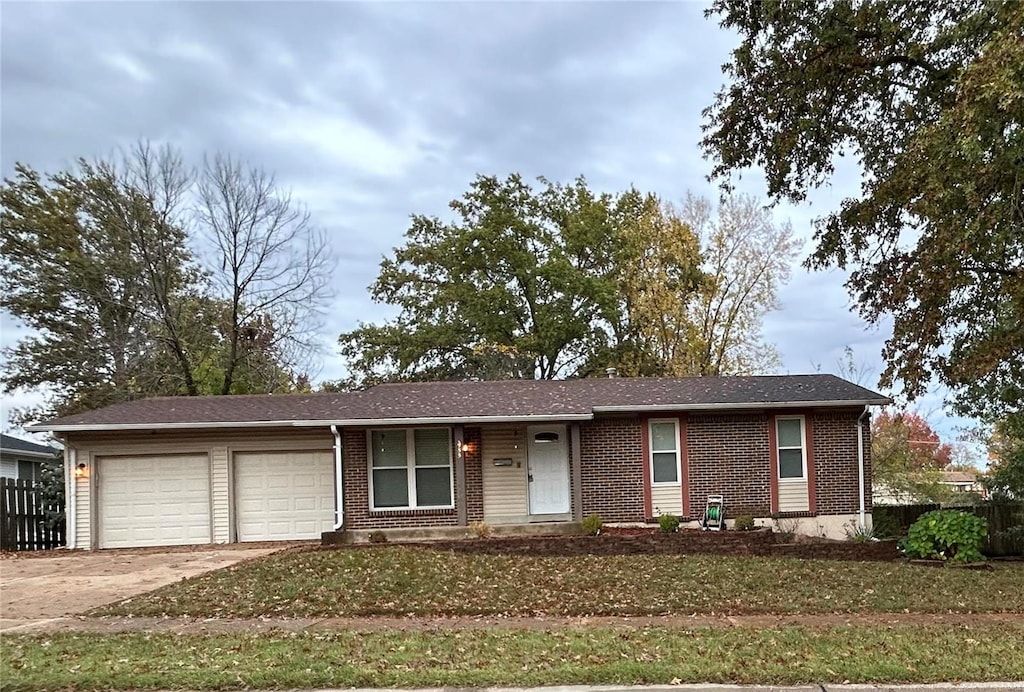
[733,514,756,531]
[900,509,987,563]
[581,513,603,536]
[468,521,492,539]
[658,514,680,533]
[844,521,876,543]
[368,530,388,544]
[772,515,800,542]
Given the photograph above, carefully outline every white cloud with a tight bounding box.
[100,52,153,83]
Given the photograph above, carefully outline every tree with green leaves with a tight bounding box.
[339,175,796,386]
[1,143,331,422]
[339,174,630,384]
[872,410,954,505]
[702,0,1023,424]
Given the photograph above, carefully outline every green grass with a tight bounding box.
[95,546,1024,618]
[3,624,1022,690]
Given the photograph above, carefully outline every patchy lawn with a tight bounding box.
[4,624,1023,690]
[95,546,1024,618]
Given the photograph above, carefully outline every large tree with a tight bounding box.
[1,144,332,421]
[338,175,795,386]
[872,410,954,504]
[702,0,1023,422]
[339,175,632,383]
[679,192,800,375]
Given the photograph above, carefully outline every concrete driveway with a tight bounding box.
[0,543,292,630]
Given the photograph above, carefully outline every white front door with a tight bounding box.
[527,425,570,515]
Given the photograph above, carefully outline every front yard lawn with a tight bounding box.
[4,624,1023,690]
[96,546,1024,618]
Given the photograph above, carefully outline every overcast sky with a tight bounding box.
[0,1,968,443]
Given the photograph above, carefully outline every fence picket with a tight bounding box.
[0,477,66,551]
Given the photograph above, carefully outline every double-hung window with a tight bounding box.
[776,417,806,480]
[649,419,680,484]
[370,428,453,510]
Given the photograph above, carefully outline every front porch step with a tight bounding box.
[322,520,582,545]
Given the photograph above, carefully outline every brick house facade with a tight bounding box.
[35,375,886,549]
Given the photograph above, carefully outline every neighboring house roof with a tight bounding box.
[940,470,981,484]
[0,433,60,458]
[26,374,890,432]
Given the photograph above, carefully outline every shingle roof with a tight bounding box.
[27,374,890,432]
[0,433,60,456]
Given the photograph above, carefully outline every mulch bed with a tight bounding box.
[416,528,902,561]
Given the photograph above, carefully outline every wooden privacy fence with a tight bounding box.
[0,477,65,551]
[873,502,1024,557]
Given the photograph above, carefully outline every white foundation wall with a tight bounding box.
[674,512,871,540]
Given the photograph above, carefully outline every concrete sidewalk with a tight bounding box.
[266,685,1023,691]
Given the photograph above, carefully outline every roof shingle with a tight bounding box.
[27,374,890,431]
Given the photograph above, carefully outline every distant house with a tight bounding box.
[0,434,60,482]
[940,470,987,498]
[27,374,889,550]
[873,469,988,505]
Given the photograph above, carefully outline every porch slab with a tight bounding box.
[322,521,583,545]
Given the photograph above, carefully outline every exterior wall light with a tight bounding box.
[74,462,87,478]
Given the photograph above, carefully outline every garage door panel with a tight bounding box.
[234,451,334,542]
[99,455,211,549]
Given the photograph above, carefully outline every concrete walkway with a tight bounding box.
[0,543,293,627]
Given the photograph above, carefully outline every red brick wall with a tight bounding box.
[687,413,772,519]
[580,417,645,522]
[342,428,458,530]
[464,427,484,522]
[812,409,872,515]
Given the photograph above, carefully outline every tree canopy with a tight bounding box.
[1,144,330,422]
[872,410,955,504]
[339,175,795,386]
[702,0,1023,423]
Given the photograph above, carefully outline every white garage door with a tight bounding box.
[234,451,334,542]
[99,455,211,549]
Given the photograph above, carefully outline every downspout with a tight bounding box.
[330,425,344,530]
[857,405,870,529]
[65,438,77,550]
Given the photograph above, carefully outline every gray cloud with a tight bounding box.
[0,1,973,442]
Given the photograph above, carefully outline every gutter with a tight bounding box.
[857,404,871,529]
[27,413,596,433]
[330,425,344,531]
[593,398,891,413]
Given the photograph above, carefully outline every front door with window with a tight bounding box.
[527,425,570,515]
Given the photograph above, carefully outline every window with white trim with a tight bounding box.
[369,428,453,509]
[649,419,680,484]
[776,417,806,480]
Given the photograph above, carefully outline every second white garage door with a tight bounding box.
[234,451,335,542]
[99,455,211,549]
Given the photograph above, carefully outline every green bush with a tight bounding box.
[733,514,756,531]
[581,513,603,536]
[900,509,988,563]
[658,514,680,533]
[844,521,876,543]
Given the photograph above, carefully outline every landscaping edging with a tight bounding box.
[374,528,902,561]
